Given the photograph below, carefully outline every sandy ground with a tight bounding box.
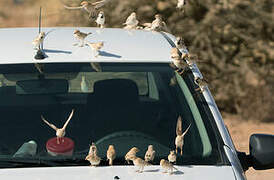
[224,115,274,180]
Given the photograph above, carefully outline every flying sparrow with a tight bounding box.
[125,147,139,164]
[63,1,97,19]
[92,0,112,9]
[96,11,105,28]
[32,32,45,50]
[73,29,92,47]
[160,159,178,174]
[107,145,116,166]
[168,150,177,164]
[41,109,74,144]
[81,75,89,92]
[175,116,191,155]
[86,42,104,57]
[194,77,208,92]
[123,12,139,29]
[144,145,155,162]
[85,151,101,166]
[128,156,151,173]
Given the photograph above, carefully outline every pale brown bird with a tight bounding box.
[194,77,208,92]
[88,142,98,155]
[143,14,170,32]
[170,48,189,74]
[85,152,101,166]
[160,159,178,174]
[41,109,74,144]
[144,145,155,162]
[123,12,139,29]
[129,156,151,173]
[107,145,116,166]
[86,42,104,57]
[168,150,177,163]
[32,32,45,50]
[175,116,191,155]
[175,37,187,50]
[125,147,139,164]
[64,1,97,19]
[73,30,92,47]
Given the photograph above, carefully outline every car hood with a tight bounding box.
[0,165,235,180]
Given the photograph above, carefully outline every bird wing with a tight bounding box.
[182,123,191,137]
[64,5,84,10]
[41,116,58,131]
[62,109,74,129]
[176,116,183,136]
[92,0,111,9]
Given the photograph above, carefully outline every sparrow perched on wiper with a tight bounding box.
[81,76,89,92]
[194,77,208,92]
[123,12,139,29]
[96,11,105,28]
[129,156,151,173]
[143,14,170,32]
[85,150,101,167]
[125,147,139,164]
[86,42,104,57]
[107,145,116,166]
[175,116,191,155]
[168,150,177,164]
[170,47,189,74]
[41,109,75,144]
[73,30,92,47]
[63,1,97,19]
[160,159,178,174]
[144,145,155,162]
[32,32,45,50]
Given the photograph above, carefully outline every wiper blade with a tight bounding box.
[0,158,56,168]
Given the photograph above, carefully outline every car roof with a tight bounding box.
[0,27,178,64]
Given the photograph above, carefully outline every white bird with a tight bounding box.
[81,76,89,92]
[92,0,112,9]
[32,32,45,50]
[123,12,139,29]
[41,109,75,144]
[96,11,105,28]
[175,116,191,155]
[177,0,186,10]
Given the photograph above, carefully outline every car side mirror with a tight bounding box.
[249,134,274,170]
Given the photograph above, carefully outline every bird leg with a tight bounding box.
[57,137,60,144]
[180,146,183,156]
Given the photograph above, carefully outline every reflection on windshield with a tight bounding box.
[0,63,224,168]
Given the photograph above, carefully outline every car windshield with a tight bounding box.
[0,63,227,168]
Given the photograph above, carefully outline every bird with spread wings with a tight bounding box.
[175,116,191,155]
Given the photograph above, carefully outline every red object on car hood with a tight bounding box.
[46,137,74,156]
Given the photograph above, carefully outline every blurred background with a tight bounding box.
[0,0,273,179]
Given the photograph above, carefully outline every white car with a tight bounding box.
[0,27,273,180]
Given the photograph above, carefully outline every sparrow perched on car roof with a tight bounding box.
[160,159,178,174]
[144,145,155,162]
[123,12,139,29]
[86,42,104,57]
[194,77,208,93]
[128,156,151,173]
[125,147,139,164]
[175,116,191,155]
[41,109,74,144]
[73,30,92,47]
[88,142,98,154]
[107,145,116,166]
[170,47,189,75]
[85,150,101,166]
[168,150,177,164]
[143,14,170,32]
[175,37,187,50]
